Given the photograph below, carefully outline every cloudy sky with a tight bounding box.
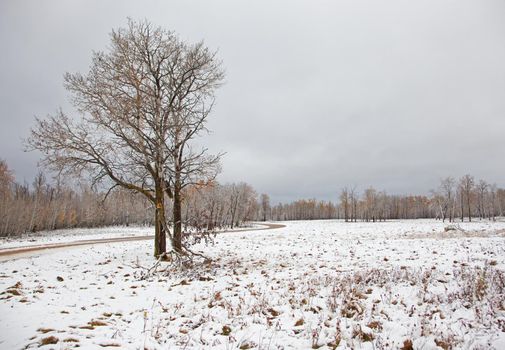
[1,0,504,202]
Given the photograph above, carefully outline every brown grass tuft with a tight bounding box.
[222,325,232,335]
[37,328,55,334]
[39,336,59,345]
[401,339,414,350]
[63,338,79,343]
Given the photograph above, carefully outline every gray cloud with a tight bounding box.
[1,0,504,202]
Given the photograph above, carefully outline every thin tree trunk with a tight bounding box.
[173,184,182,253]
[467,193,471,222]
[154,185,167,258]
[29,193,39,232]
[460,195,464,222]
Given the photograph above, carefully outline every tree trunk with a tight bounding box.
[460,195,464,222]
[467,193,472,222]
[173,184,183,253]
[230,199,237,229]
[154,185,167,258]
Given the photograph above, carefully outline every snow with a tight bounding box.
[0,226,154,249]
[1,219,505,349]
[0,223,263,250]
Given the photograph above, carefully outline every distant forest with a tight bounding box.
[1,159,504,237]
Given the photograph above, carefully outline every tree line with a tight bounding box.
[0,160,261,237]
[261,175,505,223]
[1,158,504,237]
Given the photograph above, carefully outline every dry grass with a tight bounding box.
[400,339,413,350]
[39,336,58,345]
[62,338,79,343]
[36,328,55,334]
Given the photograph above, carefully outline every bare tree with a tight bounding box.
[0,160,14,200]
[226,183,256,228]
[363,187,378,222]
[349,186,358,222]
[459,174,475,222]
[487,184,498,221]
[29,171,46,232]
[476,180,488,220]
[27,20,224,257]
[0,160,15,235]
[497,188,505,217]
[435,177,455,222]
[377,191,389,221]
[339,187,350,222]
[260,193,270,221]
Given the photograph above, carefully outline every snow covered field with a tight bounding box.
[1,219,505,349]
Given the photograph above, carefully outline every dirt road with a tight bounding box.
[0,223,286,261]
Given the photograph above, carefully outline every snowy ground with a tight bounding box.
[0,223,262,250]
[0,226,154,249]
[1,219,505,349]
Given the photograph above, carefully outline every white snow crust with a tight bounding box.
[1,219,505,349]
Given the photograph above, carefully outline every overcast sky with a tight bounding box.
[1,0,504,203]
